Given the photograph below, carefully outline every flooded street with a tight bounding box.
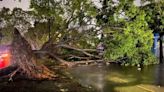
[68,64,164,92]
[1,63,164,92]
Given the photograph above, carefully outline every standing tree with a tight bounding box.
[142,0,164,63]
[95,0,157,65]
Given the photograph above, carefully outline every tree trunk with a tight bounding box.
[159,33,163,63]
[9,28,56,80]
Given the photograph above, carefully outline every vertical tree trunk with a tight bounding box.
[159,33,163,63]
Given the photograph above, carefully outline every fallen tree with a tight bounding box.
[1,27,104,80]
[4,28,56,80]
[34,40,104,67]
[34,50,104,67]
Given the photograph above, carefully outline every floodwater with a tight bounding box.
[68,64,164,92]
[1,63,164,92]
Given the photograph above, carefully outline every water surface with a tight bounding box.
[69,64,164,92]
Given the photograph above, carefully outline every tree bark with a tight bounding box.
[159,33,163,63]
[56,44,101,59]
[9,28,56,80]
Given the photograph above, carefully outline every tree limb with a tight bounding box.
[56,44,101,59]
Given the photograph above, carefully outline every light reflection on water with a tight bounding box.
[69,64,164,92]
[69,65,107,92]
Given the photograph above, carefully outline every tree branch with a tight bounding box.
[57,44,101,59]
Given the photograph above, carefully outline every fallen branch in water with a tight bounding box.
[47,52,104,67]
[63,54,92,60]
[73,59,103,65]
[34,50,104,67]
[47,52,76,67]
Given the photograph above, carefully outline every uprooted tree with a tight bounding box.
[0,0,161,80]
[9,28,56,80]
[30,0,158,66]
[0,4,103,80]
[6,27,101,80]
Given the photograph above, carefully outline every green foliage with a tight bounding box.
[0,26,13,45]
[30,0,100,49]
[103,1,157,65]
[0,0,160,66]
[0,7,11,21]
[30,0,159,65]
[143,0,164,33]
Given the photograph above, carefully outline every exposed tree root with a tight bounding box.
[8,68,20,81]
[8,28,56,80]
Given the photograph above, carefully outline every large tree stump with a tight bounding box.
[10,28,56,80]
